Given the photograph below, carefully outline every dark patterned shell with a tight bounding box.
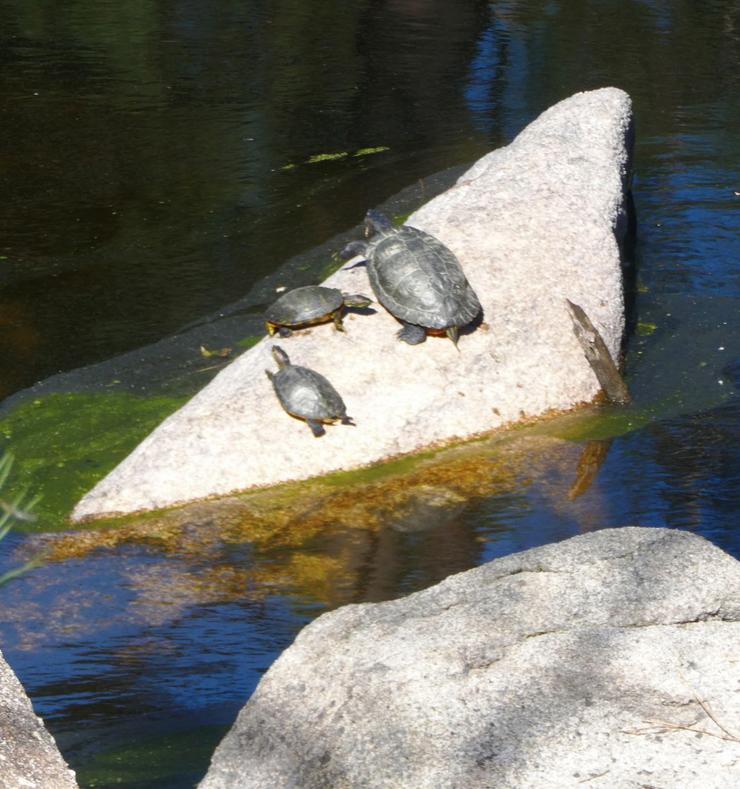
[266,286,344,327]
[366,227,481,329]
[271,364,347,421]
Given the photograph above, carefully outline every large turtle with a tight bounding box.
[266,345,353,437]
[341,210,481,347]
[265,286,371,337]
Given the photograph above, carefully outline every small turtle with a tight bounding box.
[265,286,372,337]
[266,345,353,437]
[341,210,481,347]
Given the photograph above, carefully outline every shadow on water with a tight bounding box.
[0,1,739,786]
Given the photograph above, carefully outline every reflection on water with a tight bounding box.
[1,0,739,787]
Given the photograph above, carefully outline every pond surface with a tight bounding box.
[0,1,738,787]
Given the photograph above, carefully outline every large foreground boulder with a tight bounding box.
[200,528,740,788]
[73,87,633,520]
[0,649,78,788]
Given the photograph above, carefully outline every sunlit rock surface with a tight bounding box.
[200,528,740,789]
[73,87,633,520]
[0,649,78,788]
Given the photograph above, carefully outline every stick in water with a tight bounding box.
[565,299,630,405]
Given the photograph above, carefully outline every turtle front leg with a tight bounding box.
[332,309,345,332]
[397,322,427,345]
[307,419,326,437]
[340,240,369,264]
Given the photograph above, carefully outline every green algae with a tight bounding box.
[235,334,262,349]
[0,391,187,531]
[320,450,432,488]
[636,321,657,336]
[354,145,390,157]
[392,211,412,225]
[75,726,226,788]
[307,151,349,163]
[540,408,649,442]
[318,253,344,281]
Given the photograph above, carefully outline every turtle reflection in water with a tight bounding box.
[266,346,354,437]
[341,210,481,347]
[265,286,372,337]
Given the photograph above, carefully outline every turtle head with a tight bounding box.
[364,209,393,237]
[341,293,372,309]
[271,345,290,368]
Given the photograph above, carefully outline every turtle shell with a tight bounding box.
[366,226,480,329]
[266,286,344,328]
[271,364,347,422]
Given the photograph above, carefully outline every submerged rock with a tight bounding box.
[199,528,740,789]
[0,649,78,788]
[73,87,633,520]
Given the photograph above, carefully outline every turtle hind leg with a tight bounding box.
[307,419,326,437]
[341,415,355,426]
[397,322,426,345]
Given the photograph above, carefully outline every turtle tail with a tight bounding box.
[446,326,461,351]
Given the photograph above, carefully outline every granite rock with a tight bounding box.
[0,649,77,789]
[73,87,633,520]
[200,528,740,788]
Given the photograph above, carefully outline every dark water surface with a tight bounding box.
[1,1,739,787]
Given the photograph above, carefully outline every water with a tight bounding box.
[0,1,738,786]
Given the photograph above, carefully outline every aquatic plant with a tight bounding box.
[0,451,43,585]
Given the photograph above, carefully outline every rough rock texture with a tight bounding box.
[200,528,740,789]
[73,87,633,520]
[0,649,78,788]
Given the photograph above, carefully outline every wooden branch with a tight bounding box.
[565,299,630,405]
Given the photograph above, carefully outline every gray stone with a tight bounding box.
[200,528,740,788]
[0,649,78,789]
[72,87,633,520]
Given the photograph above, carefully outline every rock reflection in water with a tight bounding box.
[386,485,468,533]
[1,430,613,647]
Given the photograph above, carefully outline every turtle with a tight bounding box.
[341,210,481,347]
[265,345,354,437]
[265,286,372,337]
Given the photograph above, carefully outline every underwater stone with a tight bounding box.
[199,528,740,788]
[73,87,633,520]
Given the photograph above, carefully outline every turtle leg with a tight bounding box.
[307,419,326,437]
[278,327,293,338]
[341,415,355,426]
[340,241,369,263]
[397,322,427,345]
[332,310,345,332]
